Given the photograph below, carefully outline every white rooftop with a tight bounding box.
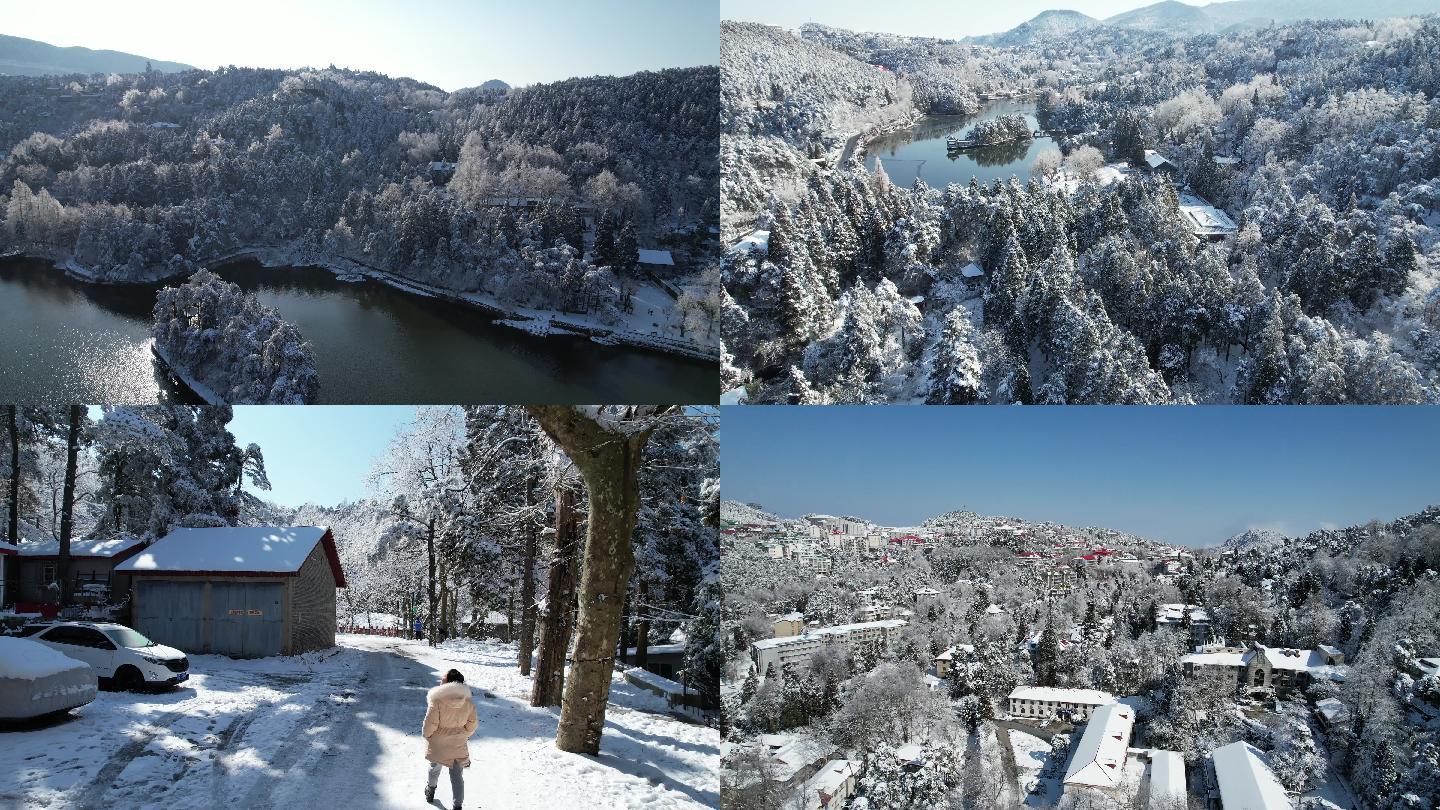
[1064,703,1135,787]
[1143,149,1173,169]
[1182,649,1247,667]
[729,229,770,256]
[770,739,833,782]
[19,535,144,558]
[960,261,985,278]
[1210,741,1290,810]
[1178,192,1239,236]
[751,619,907,650]
[1010,686,1114,705]
[637,248,674,266]
[1149,749,1186,805]
[116,526,330,575]
[799,760,859,809]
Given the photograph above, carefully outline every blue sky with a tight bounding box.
[720,406,1440,547]
[228,406,415,507]
[723,0,1195,37]
[7,0,717,91]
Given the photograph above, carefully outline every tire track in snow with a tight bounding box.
[71,707,193,810]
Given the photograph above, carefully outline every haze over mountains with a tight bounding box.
[968,0,1440,44]
[0,33,193,76]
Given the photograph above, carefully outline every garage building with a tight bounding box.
[115,526,345,658]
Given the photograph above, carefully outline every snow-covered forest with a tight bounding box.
[720,500,1440,809]
[0,63,719,337]
[721,16,1440,403]
[0,405,720,760]
[152,270,319,404]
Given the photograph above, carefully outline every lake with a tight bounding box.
[0,258,717,404]
[864,99,1058,189]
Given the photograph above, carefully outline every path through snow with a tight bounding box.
[0,634,717,809]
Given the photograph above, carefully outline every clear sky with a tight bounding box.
[720,406,1440,547]
[6,0,718,91]
[228,406,415,508]
[722,0,1191,37]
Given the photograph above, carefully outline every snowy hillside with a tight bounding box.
[1220,527,1289,550]
[720,500,782,525]
[723,15,1440,405]
[720,21,916,237]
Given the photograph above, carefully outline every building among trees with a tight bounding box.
[1008,686,1115,721]
[751,619,907,678]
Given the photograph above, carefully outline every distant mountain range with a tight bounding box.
[967,0,1440,44]
[0,33,193,77]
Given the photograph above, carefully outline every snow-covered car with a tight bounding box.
[0,636,98,720]
[25,622,188,690]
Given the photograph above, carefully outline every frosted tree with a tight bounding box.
[926,308,983,404]
[152,270,319,404]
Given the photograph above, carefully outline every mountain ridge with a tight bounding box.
[965,0,1440,45]
[0,33,193,77]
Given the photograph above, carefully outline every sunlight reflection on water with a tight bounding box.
[66,331,164,404]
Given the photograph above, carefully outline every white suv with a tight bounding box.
[24,622,189,690]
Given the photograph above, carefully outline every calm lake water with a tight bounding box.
[0,258,717,404]
[864,99,1058,189]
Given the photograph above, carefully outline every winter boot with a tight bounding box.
[424,785,435,803]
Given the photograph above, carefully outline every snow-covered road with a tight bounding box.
[0,634,718,809]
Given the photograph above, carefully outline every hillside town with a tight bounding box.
[720,501,1440,809]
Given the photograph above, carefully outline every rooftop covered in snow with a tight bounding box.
[1063,702,1135,787]
[1210,741,1289,810]
[115,526,345,586]
[1178,192,1239,237]
[751,619,907,649]
[19,535,145,559]
[1010,685,1114,705]
[1148,749,1186,806]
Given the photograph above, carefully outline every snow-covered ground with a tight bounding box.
[0,634,717,809]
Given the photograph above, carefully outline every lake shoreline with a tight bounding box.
[0,245,718,364]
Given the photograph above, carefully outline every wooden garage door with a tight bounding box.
[211,582,284,658]
[135,580,205,652]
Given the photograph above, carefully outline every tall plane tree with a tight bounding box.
[524,405,675,754]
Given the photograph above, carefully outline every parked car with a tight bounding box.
[0,636,98,720]
[25,622,188,690]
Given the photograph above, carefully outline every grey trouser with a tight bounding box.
[427,761,464,805]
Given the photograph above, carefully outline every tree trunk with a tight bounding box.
[6,406,18,546]
[426,518,437,647]
[618,583,632,665]
[532,483,580,707]
[518,474,538,675]
[57,404,81,609]
[635,580,650,670]
[525,405,664,755]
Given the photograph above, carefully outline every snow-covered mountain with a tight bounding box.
[1221,527,1289,550]
[721,500,783,525]
[1105,0,1218,33]
[968,10,1104,46]
[967,0,1440,43]
[0,33,193,77]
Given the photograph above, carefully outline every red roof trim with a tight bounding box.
[321,528,347,588]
